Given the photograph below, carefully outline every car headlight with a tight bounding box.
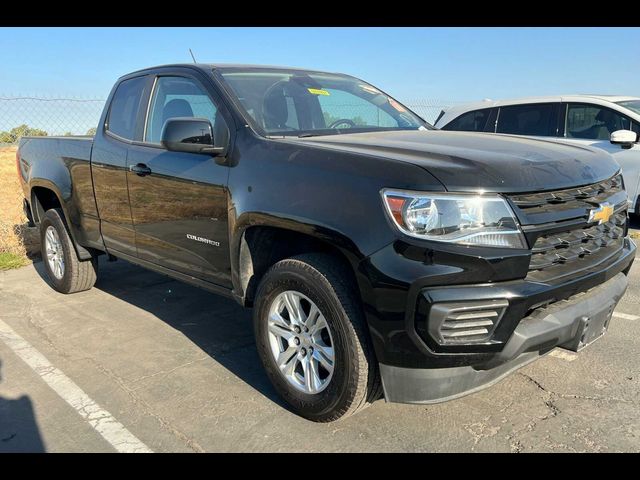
[381,189,527,249]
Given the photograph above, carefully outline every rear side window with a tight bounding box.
[442,108,492,132]
[496,103,556,137]
[496,103,556,136]
[107,76,147,140]
[566,103,632,140]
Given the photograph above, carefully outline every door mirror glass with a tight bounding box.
[610,129,638,149]
[160,117,224,155]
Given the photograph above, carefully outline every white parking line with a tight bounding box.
[613,312,639,321]
[0,319,153,453]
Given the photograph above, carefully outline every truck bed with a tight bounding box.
[18,134,97,249]
[19,135,94,166]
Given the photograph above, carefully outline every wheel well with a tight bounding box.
[31,186,62,224]
[239,226,359,307]
[29,186,95,260]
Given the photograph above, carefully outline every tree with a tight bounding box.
[86,127,97,136]
[0,124,48,144]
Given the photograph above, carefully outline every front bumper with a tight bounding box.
[360,236,635,369]
[380,271,628,404]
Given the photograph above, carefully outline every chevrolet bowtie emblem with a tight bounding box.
[588,202,614,225]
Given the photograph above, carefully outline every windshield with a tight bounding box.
[616,100,640,116]
[218,68,429,137]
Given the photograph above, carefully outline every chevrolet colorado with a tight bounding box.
[17,64,635,422]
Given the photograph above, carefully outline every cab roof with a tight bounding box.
[125,63,342,77]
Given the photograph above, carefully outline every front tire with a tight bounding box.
[253,253,380,422]
[40,208,98,294]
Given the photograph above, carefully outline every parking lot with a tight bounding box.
[1,245,639,452]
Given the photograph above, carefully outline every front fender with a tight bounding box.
[225,128,446,306]
[229,211,366,298]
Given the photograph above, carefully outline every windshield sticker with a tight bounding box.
[389,99,407,112]
[307,88,330,96]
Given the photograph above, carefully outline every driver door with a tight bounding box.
[127,74,233,287]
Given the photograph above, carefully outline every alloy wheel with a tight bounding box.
[267,290,335,394]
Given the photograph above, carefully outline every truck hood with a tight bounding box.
[291,130,619,192]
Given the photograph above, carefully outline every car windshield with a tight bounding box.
[615,100,640,116]
[218,68,429,137]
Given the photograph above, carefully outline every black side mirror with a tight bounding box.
[160,117,225,156]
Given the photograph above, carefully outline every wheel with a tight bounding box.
[40,208,98,294]
[253,253,381,422]
[328,118,356,129]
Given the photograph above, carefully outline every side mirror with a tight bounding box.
[610,129,638,149]
[160,117,225,156]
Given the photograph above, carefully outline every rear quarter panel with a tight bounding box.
[19,136,101,248]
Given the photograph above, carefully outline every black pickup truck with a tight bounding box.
[17,64,635,422]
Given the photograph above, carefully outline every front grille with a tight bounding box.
[528,212,626,271]
[510,174,626,225]
[527,211,626,280]
[508,174,628,283]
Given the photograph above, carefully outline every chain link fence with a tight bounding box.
[0,95,106,146]
[0,95,466,146]
[403,98,469,124]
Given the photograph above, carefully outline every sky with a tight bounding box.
[1,27,639,133]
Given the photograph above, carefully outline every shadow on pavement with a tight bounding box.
[0,359,46,452]
[32,258,288,410]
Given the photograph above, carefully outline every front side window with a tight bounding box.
[496,103,556,136]
[145,76,219,144]
[566,104,631,140]
[219,68,427,137]
[442,108,492,132]
[107,76,147,140]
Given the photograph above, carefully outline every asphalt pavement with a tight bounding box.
[1,250,639,452]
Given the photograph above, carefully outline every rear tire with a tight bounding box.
[40,208,98,294]
[253,253,381,422]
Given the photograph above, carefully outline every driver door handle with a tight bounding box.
[129,163,152,177]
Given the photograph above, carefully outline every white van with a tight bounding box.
[434,96,640,212]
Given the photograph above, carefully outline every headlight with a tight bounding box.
[381,189,527,249]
